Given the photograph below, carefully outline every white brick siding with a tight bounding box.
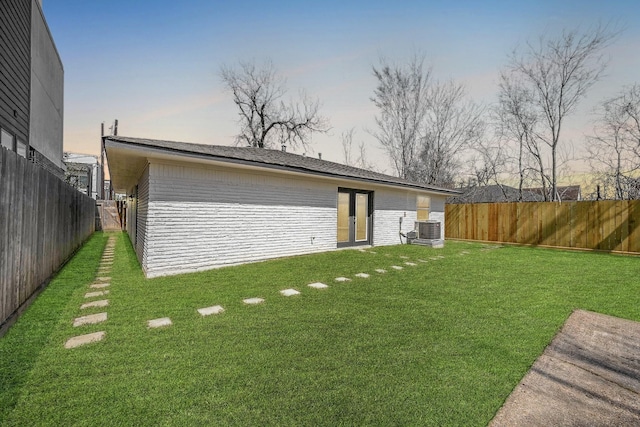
[143,162,337,277]
[372,189,417,245]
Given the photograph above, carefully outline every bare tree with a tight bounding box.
[418,80,485,186]
[220,59,329,150]
[341,128,378,171]
[587,84,640,199]
[370,55,430,179]
[507,25,617,200]
[495,72,544,200]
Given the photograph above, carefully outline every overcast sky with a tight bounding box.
[44,0,640,175]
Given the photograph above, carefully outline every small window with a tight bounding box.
[16,139,27,157]
[1,128,13,150]
[417,195,430,221]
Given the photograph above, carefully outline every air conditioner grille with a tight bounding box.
[416,221,441,240]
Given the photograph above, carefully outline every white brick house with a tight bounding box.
[105,136,459,278]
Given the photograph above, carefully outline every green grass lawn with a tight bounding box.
[1,233,639,426]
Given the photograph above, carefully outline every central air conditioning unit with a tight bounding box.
[409,220,444,248]
[416,220,441,240]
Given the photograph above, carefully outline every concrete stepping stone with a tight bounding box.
[334,277,351,282]
[375,269,387,273]
[280,289,301,297]
[73,312,107,327]
[243,297,265,305]
[355,273,370,278]
[90,282,110,289]
[308,282,329,289]
[404,262,417,266]
[417,259,428,263]
[80,299,109,309]
[399,256,410,259]
[85,290,109,298]
[429,257,439,261]
[197,305,225,316]
[459,251,470,255]
[148,317,172,328]
[95,277,111,282]
[391,265,403,270]
[65,331,105,349]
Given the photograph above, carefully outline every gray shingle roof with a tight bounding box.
[104,136,460,195]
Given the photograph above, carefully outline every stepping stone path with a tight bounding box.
[65,332,105,349]
[148,317,172,328]
[65,236,116,348]
[65,236,448,344]
[73,312,107,327]
[80,299,109,310]
[85,290,108,298]
[90,283,110,289]
[198,305,225,316]
[308,282,329,289]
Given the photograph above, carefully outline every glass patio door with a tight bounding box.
[337,189,372,247]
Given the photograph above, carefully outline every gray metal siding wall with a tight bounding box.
[0,0,31,144]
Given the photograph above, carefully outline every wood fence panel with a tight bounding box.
[0,148,96,330]
[445,200,640,254]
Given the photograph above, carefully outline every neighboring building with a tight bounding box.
[63,152,102,199]
[0,0,64,178]
[448,184,582,204]
[105,136,459,278]
[522,185,582,202]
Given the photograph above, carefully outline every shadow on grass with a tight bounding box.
[0,233,108,424]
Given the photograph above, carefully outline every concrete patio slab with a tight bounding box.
[65,331,105,349]
[355,273,370,278]
[490,310,640,426]
[334,277,351,282]
[197,305,225,316]
[375,269,387,273]
[90,282,110,289]
[308,282,329,289]
[280,289,301,296]
[243,297,265,305]
[148,317,172,328]
[73,312,107,327]
[80,299,109,309]
[85,290,109,298]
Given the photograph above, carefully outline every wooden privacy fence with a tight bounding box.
[0,148,96,330]
[445,201,640,253]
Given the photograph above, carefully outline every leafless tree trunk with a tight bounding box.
[220,59,329,150]
[507,25,617,200]
[370,55,430,180]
